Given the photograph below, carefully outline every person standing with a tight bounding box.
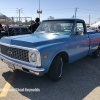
[0,23,2,38]
[28,17,40,33]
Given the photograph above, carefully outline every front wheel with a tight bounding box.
[48,55,63,81]
[93,46,100,58]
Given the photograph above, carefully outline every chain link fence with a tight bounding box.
[0,17,32,26]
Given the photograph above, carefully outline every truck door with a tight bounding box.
[69,21,90,63]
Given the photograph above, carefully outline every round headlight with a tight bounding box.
[30,53,36,62]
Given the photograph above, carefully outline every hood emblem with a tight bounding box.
[7,51,12,55]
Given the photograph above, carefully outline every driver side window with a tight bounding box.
[74,22,85,35]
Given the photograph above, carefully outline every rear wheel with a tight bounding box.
[93,46,100,58]
[48,55,63,81]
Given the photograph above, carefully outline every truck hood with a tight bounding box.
[0,33,70,48]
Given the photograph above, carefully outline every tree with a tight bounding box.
[48,16,54,20]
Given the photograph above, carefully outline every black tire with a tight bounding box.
[48,55,63,81]
[93,46,100,58]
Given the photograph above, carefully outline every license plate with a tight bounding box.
[8,63,15,70]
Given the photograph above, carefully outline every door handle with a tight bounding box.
[87,37,89,39]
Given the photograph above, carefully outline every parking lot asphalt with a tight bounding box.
[0,55,100,100]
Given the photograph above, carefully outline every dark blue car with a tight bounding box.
[1,26,30,36]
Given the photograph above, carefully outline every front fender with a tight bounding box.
[37,42,69,73]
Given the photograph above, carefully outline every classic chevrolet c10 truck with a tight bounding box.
[0,18,100,81]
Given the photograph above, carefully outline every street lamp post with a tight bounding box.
[37,0,42,19]
[39,0,40,18]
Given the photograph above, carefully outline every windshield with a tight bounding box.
[35,21,74,35]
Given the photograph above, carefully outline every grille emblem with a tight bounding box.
[7,51,12,55]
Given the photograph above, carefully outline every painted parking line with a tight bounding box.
[83,60,100,74]
[0,70,16,98]
[83,86,100,100]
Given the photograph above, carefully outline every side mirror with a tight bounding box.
[78,31,84,36]
[74,31,84,35]
[74,27,84,35]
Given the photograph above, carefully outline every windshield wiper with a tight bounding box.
[36,30,40,32]
[46,31,55,33]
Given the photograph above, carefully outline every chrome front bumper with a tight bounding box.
[0,54,45,76]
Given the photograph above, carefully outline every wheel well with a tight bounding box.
[56,52,69,63]
[99,44,100,47]
[47,51,69,73]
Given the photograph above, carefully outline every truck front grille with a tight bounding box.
[0,45,29,62]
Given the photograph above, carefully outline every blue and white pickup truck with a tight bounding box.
[0,18,100,81]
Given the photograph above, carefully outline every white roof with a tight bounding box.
[90,21,100,28]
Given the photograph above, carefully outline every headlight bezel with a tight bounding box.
[29,53,37,62]
[28,49,41,67]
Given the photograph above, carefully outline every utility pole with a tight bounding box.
[37,0,42,20]
[72,15,74,18]
[19,9,20,25]
[89,15,90,25]
[75,8,77,18]
[17,8,22,25]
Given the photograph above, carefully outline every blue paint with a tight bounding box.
[1,18,100,73]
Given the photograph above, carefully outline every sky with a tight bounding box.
[0,0,100,24]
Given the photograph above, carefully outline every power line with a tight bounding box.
[78,8,100,12]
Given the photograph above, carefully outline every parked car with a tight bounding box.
[1,26,30,37]
[0,18,100,81]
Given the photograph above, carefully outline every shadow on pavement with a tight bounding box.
[2,56,100,100]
